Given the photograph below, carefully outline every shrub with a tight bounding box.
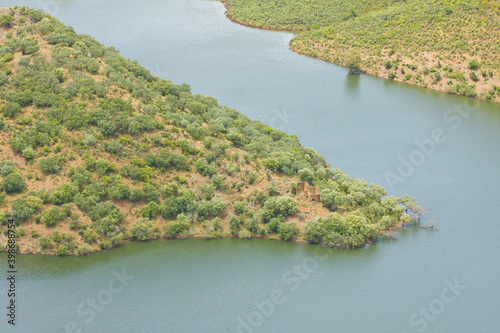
[470,72,478,82]
[2,101,21,118]
[141,202,159,218]
[298,168,315,183]
[278,222,298,241]
[229,215,240,235]
[104,140,122,153]
[39,236,52,249]
[130,218,153,241]
[0,71,7,85]
[3,173,26,193]
[468,59,479,70]
[56,245,69,256]
[22,146,36,160]
[41,207,61,227]
[233,202,246,215]
[130,188,145,202]
[0,14,13,27]
[163,221,188,238]
[11,198,35,221]
[39,155,65,174]
[238,229,252,240]
[0,161,14,177]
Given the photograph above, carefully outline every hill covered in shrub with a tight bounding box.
[223,0,500,102]
[0,6,421,255]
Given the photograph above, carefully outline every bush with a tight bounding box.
[130,218,153,241]
[41,207,61,227]
[0,71,7,85]
[38,155,65,174]
[278,222,298,241]
[260,196,297,222]
[22,146,36,160]
[104,140,122,153]
[39,236,52,250]
[11,198,35,221]
[56,245,68,256]
[233,202,245,215]
[468,59,479,70]
[470,72,478,82]
[2,102,21,118]
[130,188,145,202]
[163,221,188,238]
[2,173,26,193]
[0,161,14,177]
[0,14,13,27]
[298,168,314,183]
[229,215,240,235]
[238,229,252,240]
[141,202,159,218]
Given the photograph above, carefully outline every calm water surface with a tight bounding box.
[1,0,499,332]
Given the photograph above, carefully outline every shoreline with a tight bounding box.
[4,223,409,256]
[220,1,498,104]
[220,1,305,33]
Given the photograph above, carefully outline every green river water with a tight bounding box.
[1,0,499,332]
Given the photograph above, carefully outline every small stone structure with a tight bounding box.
[296,182,321,202]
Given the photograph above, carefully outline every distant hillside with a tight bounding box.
[223,0,500,102]
[0,6,420,255]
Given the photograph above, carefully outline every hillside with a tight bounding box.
[223,0,500,102]
[0,6,420,256]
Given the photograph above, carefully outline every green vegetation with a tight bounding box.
[224,0,500,102]
[0,7,422,255]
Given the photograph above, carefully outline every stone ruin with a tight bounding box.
[296,182,321,202]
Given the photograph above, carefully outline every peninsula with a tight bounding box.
[0,7,422,256]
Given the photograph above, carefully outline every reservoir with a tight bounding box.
[1,0,499,332]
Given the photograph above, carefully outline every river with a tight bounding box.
[1,0,499,332]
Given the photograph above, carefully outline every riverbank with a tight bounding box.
[0,6,418,258]
[3,223,408,256]
[221,0,500,103]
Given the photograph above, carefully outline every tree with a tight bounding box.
[11,198,35,221]
[3,173,26,193]
[2,102,21,118]
[468,59,479,70]
[320,189,343,210]
[229,215,240,235]
[278,222,298,241]
[130,218,153,241]
[22,147,36,160]
[39,156,65,174]
[141,202,159,218]
[298,168,315,183]
[39,236,52,250]
[233,202,245,215]
[163,220,188,238]
[345,49,361,74]
[0,161,14,177]
[0,14,13,27]
[304,218,328,243]
[41,207,61,227]
[56,245,69,256]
